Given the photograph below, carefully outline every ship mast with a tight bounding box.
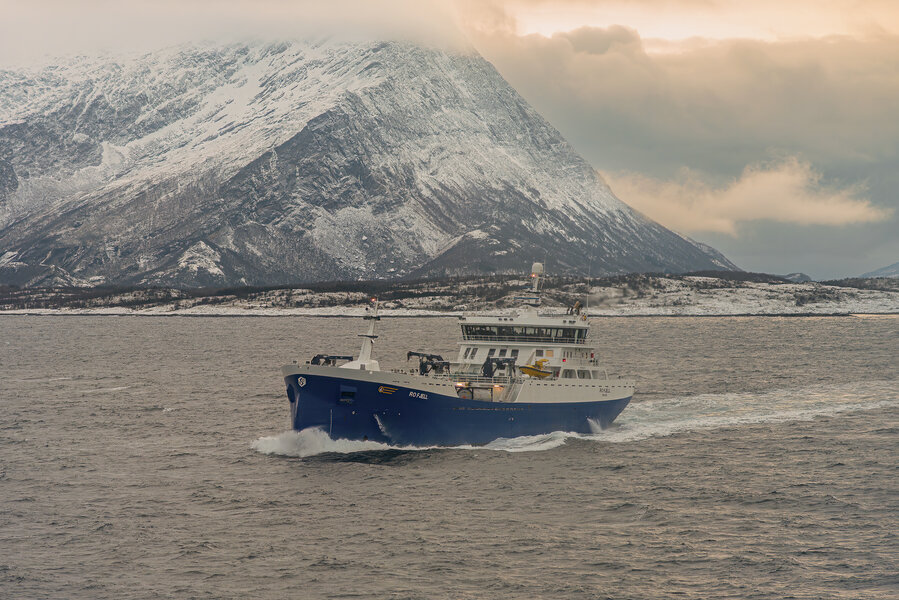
[357,298,379,363]
[340,298,381,371]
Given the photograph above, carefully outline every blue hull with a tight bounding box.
[284,372,631,446]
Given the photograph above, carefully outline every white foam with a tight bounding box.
[591,380,897,444]
[251,428,396,458]
[80,386,130,394]
[252,380,898,457]
[481,431,573,452]
[250,427,576,458]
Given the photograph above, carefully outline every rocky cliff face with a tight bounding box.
[0,40,737,287]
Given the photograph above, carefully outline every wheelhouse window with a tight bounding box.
[498,349,507,357]
[462,324,587,343]
[488,348,496,357]
[470,348,478,358]
[561,369,575,379]
[577,370,591,379]
[510,349,519,358]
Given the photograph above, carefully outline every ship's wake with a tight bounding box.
[593,379,896,444]
[251,380,897,458]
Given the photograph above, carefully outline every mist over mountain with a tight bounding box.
[0,40,736,287]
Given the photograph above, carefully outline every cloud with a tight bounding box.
[465,0,899,39]
[0,0,467,66]
[472,26,899,175]
[463,9,899,275]
[604,158,891,235]
[556,25,643,55]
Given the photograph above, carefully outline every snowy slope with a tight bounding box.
[0,40,736,287]
[861,262,899,278]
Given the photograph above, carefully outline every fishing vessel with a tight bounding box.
[280,263,634,446]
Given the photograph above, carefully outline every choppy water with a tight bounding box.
[1,315,897,599]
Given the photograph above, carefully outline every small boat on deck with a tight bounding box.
[519,359,552,378]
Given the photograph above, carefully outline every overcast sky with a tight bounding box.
[2,0,897,278]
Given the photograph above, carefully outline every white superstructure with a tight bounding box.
[437,263,633,403]
[454,264,601,377]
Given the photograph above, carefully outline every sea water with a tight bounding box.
[1,315,896,599]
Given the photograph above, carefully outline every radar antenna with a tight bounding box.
[513,262,544,307]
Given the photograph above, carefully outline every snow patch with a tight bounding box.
[0,251,19,266]
[177,242,224,277]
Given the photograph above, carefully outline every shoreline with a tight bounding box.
[2,308,897,318]
[3,274,895,319]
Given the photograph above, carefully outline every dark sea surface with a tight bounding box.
[1,315,897,599]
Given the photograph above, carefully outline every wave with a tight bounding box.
[251,380,897,458]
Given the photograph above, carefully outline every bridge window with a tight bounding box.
[498,349,507,357]
[462,324,587,342]
[561,369,575,379]
[488,348,496,357]
[470,348,478,358]
[510,349,519,358]
[577,370,591,379]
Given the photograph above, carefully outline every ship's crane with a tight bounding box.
[407,351,450,375]
[310,354,353,366]
[481,357,517,378]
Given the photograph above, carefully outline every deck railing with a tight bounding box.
[443,374,514,385]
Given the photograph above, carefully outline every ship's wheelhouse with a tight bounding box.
[454,314,597,378]
[461,323,588,344]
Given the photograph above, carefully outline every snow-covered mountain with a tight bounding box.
[783,272,813,283]
[0,40,737,287]
[861,262,899,278]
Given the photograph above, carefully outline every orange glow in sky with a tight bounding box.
[508,1,899,42]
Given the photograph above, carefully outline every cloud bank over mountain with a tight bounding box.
[463,2,899,277]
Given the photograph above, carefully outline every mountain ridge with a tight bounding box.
[861,261,899,278]
[0,39,737,287]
